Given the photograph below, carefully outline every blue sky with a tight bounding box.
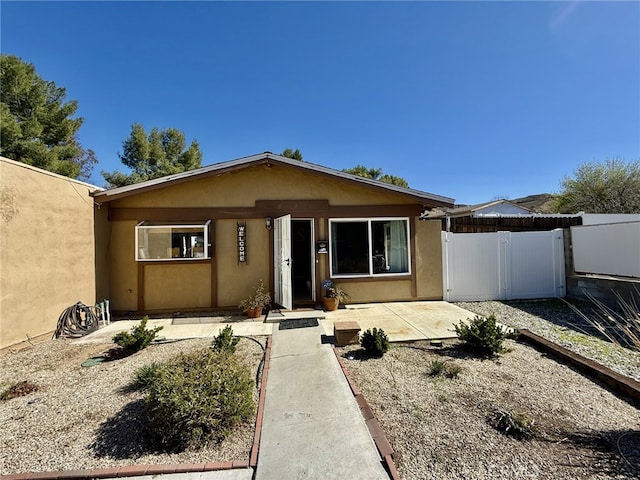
[2,1,638,204]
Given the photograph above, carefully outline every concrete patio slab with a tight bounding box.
[351,316,426,342]
[72,318,271,344]
[318,301,469,342]
[400,314,458,339]
[72,301,475,346]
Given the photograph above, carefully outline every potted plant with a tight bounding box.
[239,280,271,318]
[321,279,349,311]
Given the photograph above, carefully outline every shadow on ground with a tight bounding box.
[540,428,640,477]
[89,399,159,459]
[496,299,607,338]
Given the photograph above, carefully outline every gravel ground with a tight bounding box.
[2,300,638,478]
[0,337,265,475]
[455,300,640,382]
[339,339,640,480]
[337,299,640,480]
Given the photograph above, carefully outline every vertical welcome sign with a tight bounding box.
[237,222,247,263]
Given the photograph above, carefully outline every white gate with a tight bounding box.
[442,229,566,302]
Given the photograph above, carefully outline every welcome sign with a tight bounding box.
[237,222,247,263]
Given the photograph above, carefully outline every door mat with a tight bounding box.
[278,318,319,330]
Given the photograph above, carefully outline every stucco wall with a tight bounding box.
[0,158,98,350]
[415,219,444,299]
[216,219,271,308]
[111,163,417,209]
[104,162,445,311]
[144,263,211,309]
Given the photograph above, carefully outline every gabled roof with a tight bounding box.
[92,152,455,207]
[423,199,532,219]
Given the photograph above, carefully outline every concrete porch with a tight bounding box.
[73,301,473,344]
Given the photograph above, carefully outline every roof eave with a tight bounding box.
[92,152,455,208]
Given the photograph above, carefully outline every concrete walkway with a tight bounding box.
[66,301,477,480]
[255,323,390,480]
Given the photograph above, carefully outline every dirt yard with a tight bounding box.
[338,339,640,480]
[0,337,265,474]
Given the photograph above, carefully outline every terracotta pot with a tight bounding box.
[321,297,339,311]
[245,306,263,318]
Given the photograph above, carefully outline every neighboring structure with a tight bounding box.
[92,152,455,315]
[423,199,582,233]
[435,199,534,218]
[0,157,100,350]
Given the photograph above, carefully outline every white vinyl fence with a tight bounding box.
[571,222,640,278]
[442,229,566,302]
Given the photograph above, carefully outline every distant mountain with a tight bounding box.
[511,193,556,213]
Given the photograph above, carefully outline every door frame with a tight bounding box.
[291,218,316,305]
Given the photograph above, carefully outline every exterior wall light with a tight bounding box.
[265,217,272,230]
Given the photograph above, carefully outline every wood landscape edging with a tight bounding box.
[517,329,640,405]
[331,345,401,480]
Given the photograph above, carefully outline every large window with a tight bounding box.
[135,221,211,261]
[329,218,410,277]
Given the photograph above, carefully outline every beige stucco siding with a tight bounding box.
[144,263,211,310]
[103,162,447,312]
[107,221,138,312]
[110,163,416,209]
[334,220,443,303]
[415,219,444,299]
[336,279,414,303]
[216,219,271,308]
[0,158,98,350]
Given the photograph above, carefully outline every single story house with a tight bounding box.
[92,152,455,314]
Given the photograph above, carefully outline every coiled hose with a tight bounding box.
[54,302,99,338]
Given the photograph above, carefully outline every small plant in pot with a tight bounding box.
[321,279,349,311]
[239,280,271,318]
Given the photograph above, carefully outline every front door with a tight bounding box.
[292,219,315,304]
[273,214,293,310]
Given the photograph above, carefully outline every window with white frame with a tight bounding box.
[135,221,211,261]
[329,218,410,277]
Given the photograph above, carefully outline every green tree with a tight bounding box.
[342,164,409,188]
[281,148,303,161]
[102,123,202,187]
[553,159,640,213]
[378,174,409,188]
[0,54,96,180]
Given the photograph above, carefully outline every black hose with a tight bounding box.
[53,302,99,339]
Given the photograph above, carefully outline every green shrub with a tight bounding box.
[428,359,446,376]
[145,349,254,450]
[489,409,536,440]
[131,362,163,391]
[112,317,163,351]
[428,359,462,378]
[455,314,506,355]
[360,327,389,357]
[212,325,240,354]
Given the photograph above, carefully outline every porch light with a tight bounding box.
[265,217,272,230]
